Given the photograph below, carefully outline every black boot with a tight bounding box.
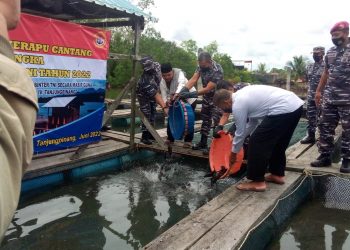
[300,132,315,144]
[340,158,350,173]
[310,154,331,167]
[192,135,208,150]
[141,131,152,145]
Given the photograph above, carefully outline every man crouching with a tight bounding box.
[213,86,303,192]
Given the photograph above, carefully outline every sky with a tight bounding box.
[145,0,350,70]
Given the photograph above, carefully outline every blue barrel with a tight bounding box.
[168,100,195,140]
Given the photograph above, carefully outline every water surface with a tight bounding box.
[1,157,237,250]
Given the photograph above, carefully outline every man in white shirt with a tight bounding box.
[160,63,197,147]
[213,85,303,192]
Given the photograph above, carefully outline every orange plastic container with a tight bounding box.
[209,131,244,178]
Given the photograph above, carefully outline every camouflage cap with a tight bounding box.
[140,56,155,72]
[330,21,349,33]
[313,46,325,54]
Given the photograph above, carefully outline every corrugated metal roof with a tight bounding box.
[83,0,150,18]
[43,96,77,108]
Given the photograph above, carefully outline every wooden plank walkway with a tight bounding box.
[143,125,349,250]
[286,125,344,175]
[26,121,203,180]
[143,172,302,250]
[25,139,129,180]
[101,121,208,159]
[110,107,202,119]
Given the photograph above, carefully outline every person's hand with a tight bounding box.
[226,123,236,136]
[315,91,322,106]
[213,125,224,138]
[230,152,237,167]
[162,107,169,116]
[179,91,198,100]
[179,87,189,94]
[221,152,237,178]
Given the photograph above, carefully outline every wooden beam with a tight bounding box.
[130,20,141,150]
[108,52,141,61]
[70,77,134,160]
[136,109,166,150]
[102,77,135,125]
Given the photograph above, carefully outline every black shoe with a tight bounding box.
[310,154,331,168]
[141,132,152,145]
[340,159,350,173]
[202,147,209,155]
[300,134,315,144]
[192,142,208,150]
[192,135,208,150]
[101,125,111,131]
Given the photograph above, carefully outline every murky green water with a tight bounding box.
[1,157,238,250]
[268,199,350,250]
[0,119,307,250]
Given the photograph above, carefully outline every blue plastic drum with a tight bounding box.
[168,100,195,140]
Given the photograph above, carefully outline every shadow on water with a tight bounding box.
[1,156,240,250]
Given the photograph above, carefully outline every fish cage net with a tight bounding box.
[238,173,350,250]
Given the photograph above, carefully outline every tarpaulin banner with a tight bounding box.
[9,13,111,154]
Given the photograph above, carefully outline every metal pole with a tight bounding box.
[130,20,141,150]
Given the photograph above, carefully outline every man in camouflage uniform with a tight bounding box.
[300,46,325,144]
[137,56,168,145]
[311,21,350,173]
[179,52,224,150]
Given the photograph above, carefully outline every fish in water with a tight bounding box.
[204,166,227,186]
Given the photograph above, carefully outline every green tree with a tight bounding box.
[213,53,235,79]
[180,39,198,57]
[257,63,268,74]
[203,41,218,56]
[286,55,309,82]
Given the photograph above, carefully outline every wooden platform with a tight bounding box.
[143,171,302,250]
[110,107,202,119]
[286,125,344,176]
[102,121,208,159]
[143,125,349,250]
[26,121,204,180]
[25,139,129,180]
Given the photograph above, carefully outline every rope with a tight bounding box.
[237,170,350,249]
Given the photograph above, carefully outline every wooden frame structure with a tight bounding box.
[22,0,165,157]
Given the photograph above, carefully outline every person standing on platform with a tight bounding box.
[160,63,197,148]
[311,21,350,173]
[213,86,303,192]
[137,56,168,145]
[300,46,325,144]
[0,0,38,238]
[178,52,223,151]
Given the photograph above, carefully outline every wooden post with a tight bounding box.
[130,20,141,150]
[286,67,291,91]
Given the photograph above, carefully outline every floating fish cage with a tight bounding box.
[21,150,156,194]
[239,173,350,250]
